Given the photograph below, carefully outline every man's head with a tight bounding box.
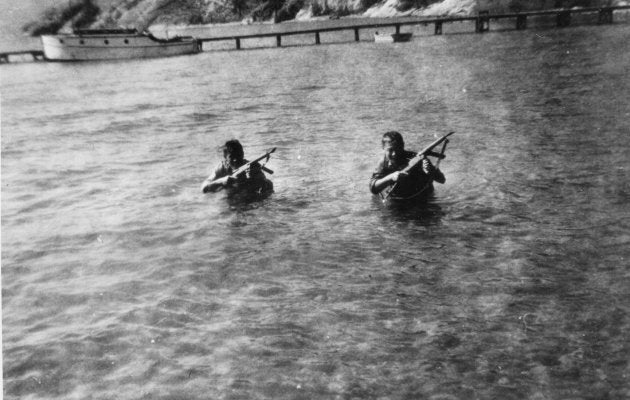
[382,131,404,161]
[222,139,244,167]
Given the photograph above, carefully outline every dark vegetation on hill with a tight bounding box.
[22,0,101,36]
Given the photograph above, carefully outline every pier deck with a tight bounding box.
[196,6,630,49]
[0,50,45,64]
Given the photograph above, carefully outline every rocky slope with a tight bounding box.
[22,0,627,36]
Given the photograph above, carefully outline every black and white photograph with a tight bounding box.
[2,0,629,398]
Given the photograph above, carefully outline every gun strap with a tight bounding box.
[436,139,449,168]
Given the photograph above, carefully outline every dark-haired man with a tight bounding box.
[369,131,445,201]
[201,139,273,195]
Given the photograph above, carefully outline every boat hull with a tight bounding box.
[41,33,200,61]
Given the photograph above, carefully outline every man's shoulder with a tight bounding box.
[373,157,388,171]
[214,162,230,175]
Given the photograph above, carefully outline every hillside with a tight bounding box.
[21,0,628,36]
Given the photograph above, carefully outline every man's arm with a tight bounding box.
[433,168,445,184]
[370,171,408,194]
[201,164,232,193]
[201,176,234,193]
[369,160,407,194]
[422,158,445,184]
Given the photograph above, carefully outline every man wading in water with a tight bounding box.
[201,139,273,196]
[369,131,445,202]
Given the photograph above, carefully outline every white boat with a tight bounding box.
[374,32,413,43]
[41,29,201,61]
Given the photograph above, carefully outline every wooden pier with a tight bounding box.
[197,6,630,50]
[1,6,628,62]
[0,50,45,64]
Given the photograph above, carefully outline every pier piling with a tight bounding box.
[557,10,571,27]
[598,8,613,24]
[476,11,490,33]
[435,21,442,35]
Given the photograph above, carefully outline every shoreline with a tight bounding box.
[152,7,630,39]
[2,7,629,54]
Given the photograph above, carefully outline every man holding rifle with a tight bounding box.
[201,139,273,196]
[370,131,447,202]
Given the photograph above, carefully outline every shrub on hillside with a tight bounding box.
[22,0,100,36]
[276,0,306,21]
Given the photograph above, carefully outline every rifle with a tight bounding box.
[384,131,454,198]
[202,147,276,193]
[228,147,276,179]
[399,132,453,175]
[230,147,276,178]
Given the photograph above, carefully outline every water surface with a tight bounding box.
[2,23,630,399]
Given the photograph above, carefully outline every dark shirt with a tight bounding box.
[211,159,268,191]
[370,150,443,200]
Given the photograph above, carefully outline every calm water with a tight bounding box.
[2,23,630,399]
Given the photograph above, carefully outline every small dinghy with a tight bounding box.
[374,32,413,43]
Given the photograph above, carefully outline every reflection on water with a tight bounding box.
[374,194,445,227]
